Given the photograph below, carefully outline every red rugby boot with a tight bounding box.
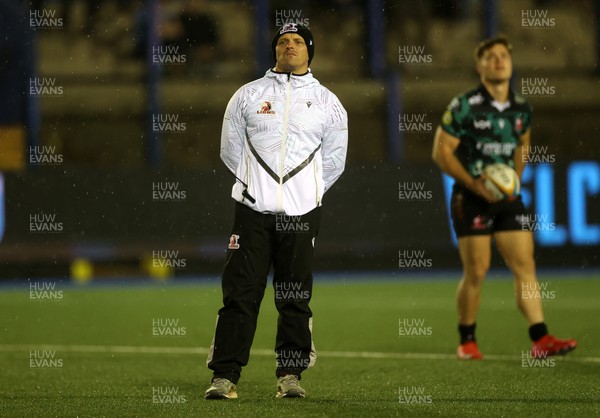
[531,335,576,358]
[457,341,483,360]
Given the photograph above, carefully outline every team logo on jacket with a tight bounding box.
[228,234,240,249]
[257,101,275,114]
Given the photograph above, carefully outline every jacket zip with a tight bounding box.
[313,160,320,206]
[278,74,292,211]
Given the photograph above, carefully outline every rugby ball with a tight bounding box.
[483,163,520,200]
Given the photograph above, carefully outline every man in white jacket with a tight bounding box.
[205,23,348,400]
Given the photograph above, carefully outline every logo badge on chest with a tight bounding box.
[257,101,275,114]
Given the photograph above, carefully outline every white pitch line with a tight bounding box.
[1,344,598,363]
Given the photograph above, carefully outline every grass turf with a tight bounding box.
[1,275,599,417]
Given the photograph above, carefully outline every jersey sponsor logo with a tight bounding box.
[476,141,516,157]
[257,101,275,114]
[473,119,492,130]
[307,101,312,108]
[228,234,240,250]
[468,93,484,106]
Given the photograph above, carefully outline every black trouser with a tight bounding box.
[207,202,321,384]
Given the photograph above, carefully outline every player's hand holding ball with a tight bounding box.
[482,163,521,202]
[468,176,500,203]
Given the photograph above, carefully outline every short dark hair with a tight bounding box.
[474,36,512,61]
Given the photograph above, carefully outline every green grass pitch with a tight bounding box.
[1,275,599,417]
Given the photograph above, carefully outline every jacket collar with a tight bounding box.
[265,68,318,87]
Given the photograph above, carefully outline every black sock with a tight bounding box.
[529,322,548,342]
[458,323,476,344]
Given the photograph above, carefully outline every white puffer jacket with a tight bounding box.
[220,69,348,216]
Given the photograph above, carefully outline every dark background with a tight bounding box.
[0,0,599,279]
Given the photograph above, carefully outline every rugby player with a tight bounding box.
[431,36,576,360]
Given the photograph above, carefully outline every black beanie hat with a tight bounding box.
[272,23,314,66]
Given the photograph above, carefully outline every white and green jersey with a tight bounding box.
[441,84,532,178]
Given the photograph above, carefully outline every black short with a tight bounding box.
[450,185,530,237]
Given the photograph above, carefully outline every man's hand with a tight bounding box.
[432,127,501,204]
[467,177,501,203]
